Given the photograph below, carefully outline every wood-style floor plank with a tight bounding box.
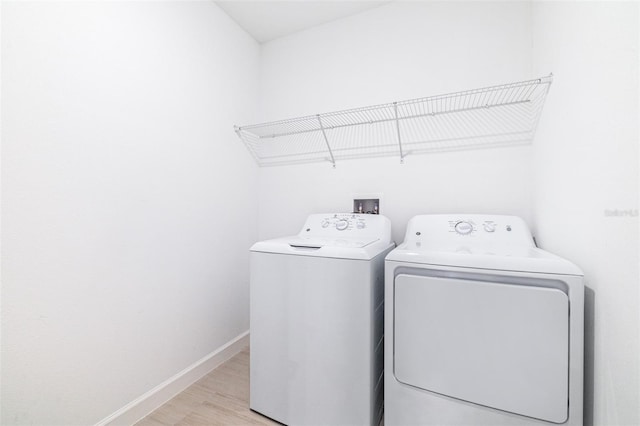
[135,347,279,426]
[137,346,383,426]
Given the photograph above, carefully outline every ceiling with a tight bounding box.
[215,1,391,44]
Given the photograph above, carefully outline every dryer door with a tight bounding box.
[394,274,569,423]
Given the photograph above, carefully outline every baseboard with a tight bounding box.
[95,331,250,426]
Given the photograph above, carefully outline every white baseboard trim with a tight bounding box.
[95,331,250,426]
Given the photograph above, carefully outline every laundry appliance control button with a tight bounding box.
[483,223,496,232]
[336,220,349,231]
[454,221,473,235]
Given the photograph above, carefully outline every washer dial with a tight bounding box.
[335,219,349,231]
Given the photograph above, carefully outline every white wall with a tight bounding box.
[531,2,639,425]
[0,2,259,425]
[257,1,535,243]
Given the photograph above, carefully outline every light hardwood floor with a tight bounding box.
[135,346,279,425]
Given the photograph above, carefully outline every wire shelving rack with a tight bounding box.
[235,75,553,167]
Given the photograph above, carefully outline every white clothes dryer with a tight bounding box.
[385,214,584,426]
[251,213,394,426]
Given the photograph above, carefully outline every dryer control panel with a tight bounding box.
[405,214,534,248]
[451,219,502,236]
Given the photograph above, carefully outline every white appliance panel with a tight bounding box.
[250,253,386,425]
[401,214,535,247]
[386,214,582,275]
[394,274,570,424]
[251,213,392,260]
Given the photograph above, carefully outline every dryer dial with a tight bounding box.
[454,221,474,235]
[483,222,496,233]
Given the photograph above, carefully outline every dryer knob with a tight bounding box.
[483,222,496,233]
[454,221,474,235]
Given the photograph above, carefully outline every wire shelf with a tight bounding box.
[235,75,553,167]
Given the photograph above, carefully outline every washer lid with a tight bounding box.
[287,236,379,249]
[251,236,391,260]
[386,243,583,276]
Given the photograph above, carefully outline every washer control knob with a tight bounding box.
[321,220,330,228]
[455,221,473,235]
[336,219,349,231]
[483,222,496,233]
[356,221,365,229]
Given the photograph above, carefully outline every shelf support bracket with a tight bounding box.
[394,102,405,163]
[317,115,336,168]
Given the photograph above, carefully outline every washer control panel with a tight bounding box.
[319,214,367,232]
[300,213,392,243]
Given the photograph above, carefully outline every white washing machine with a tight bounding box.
[250,213,394,426]
[385,214,584,426]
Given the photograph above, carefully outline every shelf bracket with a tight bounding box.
[317,115,336,168]
[394,102,405,163]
